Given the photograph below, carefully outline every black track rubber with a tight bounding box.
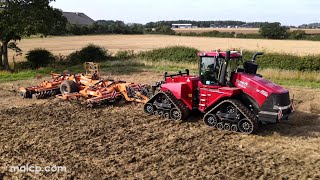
[144,91,190,121]
[203,99,258,134]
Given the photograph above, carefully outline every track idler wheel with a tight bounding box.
[164,112,170,119]
[224,123,231,131]
[144,103,155,115]
[238,118,255,134]
[216,122,224,131]
[203,114,219,127]
[231,124,238,132]
[170,108,182,121]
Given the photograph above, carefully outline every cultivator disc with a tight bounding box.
[32,88,61,99]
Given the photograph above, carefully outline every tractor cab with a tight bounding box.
[198,51,242,86]
[198,50,263,87]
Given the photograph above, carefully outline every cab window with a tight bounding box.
[200,57,220,85]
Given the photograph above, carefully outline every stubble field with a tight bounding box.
[10,34,320,62]
[173,28,320,35]
[0,72,320,179]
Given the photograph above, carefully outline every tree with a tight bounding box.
[0,0,67,71]
[259,22,289,39]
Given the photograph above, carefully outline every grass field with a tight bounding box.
[173,28,320,34]
[1,59,320,88]
[8,34,320,62]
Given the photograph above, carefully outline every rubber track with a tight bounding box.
[145,91,190,120]
[163,91,190,120]
[204,99,258,133]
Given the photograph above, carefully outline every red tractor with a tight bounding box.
[144,50,294,134]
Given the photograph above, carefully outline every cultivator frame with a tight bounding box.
[19,62,150,107]
[57,79,150,108]
[18,72,71,99]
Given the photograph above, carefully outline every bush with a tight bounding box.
[26,48,55,69]
[67,44,111,64]
[148,26,175,35]
[114,50,135,60]
[200,31,235,38]
[306,34,320,41]
[137,46,199,62]
[236,33,263,39]
[242,51,320,71]
[289,30,307,40]
[13,61,33,71]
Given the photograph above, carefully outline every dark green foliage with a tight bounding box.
[242,51,320,71]
[259,23,289,39]
[137,46,199,62]
[66,21,144,35]
[146,26,176,35]
[67,44,110,64]
[177,31,234,38]
[306,34,320,41]
[0,0,66,71]
[289,30,307,40]
[26,49,55,69]
[114,50,135,60]
[155,26,175,35]
[236,33,264,39]
[13,61,33,71]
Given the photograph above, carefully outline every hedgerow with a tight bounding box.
[242,51,320,71]
[137,46,199,62]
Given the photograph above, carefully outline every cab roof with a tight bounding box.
[198,51,242,58]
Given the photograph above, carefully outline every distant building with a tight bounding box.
[63,12,95,26]
[172,24,192,28]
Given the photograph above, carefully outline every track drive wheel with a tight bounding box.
[144,103,154,115]
[203,114,219,127]
[238,118,255,134]
[170,108,182,121]
[60,80,79,95]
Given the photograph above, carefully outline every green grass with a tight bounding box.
[1,59,320,88]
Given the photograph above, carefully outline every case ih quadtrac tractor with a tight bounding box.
[144,50,294,134]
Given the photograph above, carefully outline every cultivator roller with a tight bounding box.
[19,73,71,99]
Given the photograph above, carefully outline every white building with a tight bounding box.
[172,24,192,28]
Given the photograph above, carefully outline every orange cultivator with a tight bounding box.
[19,62,150,106]
[57,78,150,108]
[18,72,71,99]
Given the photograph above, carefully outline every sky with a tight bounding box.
[51,0,320,26]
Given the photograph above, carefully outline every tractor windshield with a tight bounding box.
[200,56,243,86]
[200,57,221,85]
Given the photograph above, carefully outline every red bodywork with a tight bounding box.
[161,76,241,112]
[160,51,291,116]
[232,73,289,107]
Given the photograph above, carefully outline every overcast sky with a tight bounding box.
[51,0,320,26]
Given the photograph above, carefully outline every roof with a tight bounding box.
[63,12,95,26]
[198,51,242,58]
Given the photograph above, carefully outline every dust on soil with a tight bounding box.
[0,72,320,179]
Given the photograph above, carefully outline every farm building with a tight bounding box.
[172,24,193,28]
[63,12,95,26]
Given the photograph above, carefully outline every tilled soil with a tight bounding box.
[0,73,320,179]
